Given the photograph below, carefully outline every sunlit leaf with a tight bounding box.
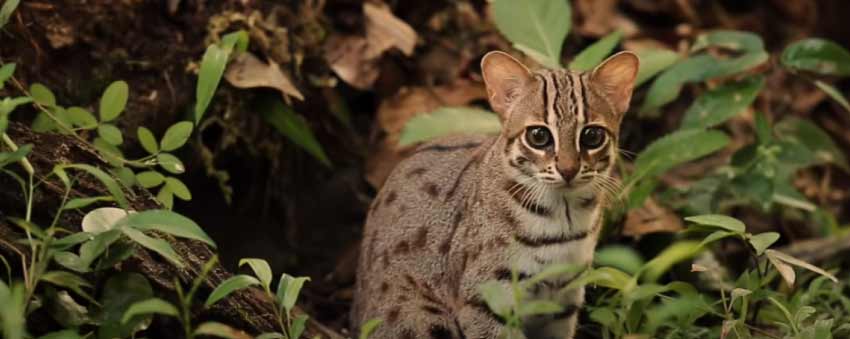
[594,246,644,275]
[640,241,703,282]
[136,171,165,188]
[634,49,680,87]
[478,281,511,318]
[680,76,764,129]
[99,81,129,122]
[399,107,501,146]
[195,30,249,124]
[492,0,571,68]
[165,177,192,201]
[66,107,98,129]
[97,123,124,146]
[517,300,562,317]
[239,258,272,291]
[765,249,838,283]
[157,152,185,174]
[160,121,193,152]
[748,232,780,256]
[121,298,178,323]
[205,275,261,307]
[116,209,215,248]
[30,83,56,107]
[137,127,159,154]
[685,214,746,233]
[82,207,131,234]
[279,274,309,313]
[781,38,850,76]
[569,30,622,71]
[59,164,129,209]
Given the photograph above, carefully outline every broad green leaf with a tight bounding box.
[594,245,644,275]
[492,0,571,68]
[523,263,582,288]
[93,137,125,167]
[66,107,98,129]
[195,30,249,124]
[31,111,57,132]
[698,230,736,248]
[628,129,730,184]
[112,167,136,189]
[640,241,703,282]
[78,229,122,270]
[290,314,308,339]
[137,127,159,154]
[97,123,123,146]
[0,0,19,29]
[589,308,617,328]
[640,54,717,115]
[359,319,383,339]
[82,207,131,234]
[50,232,94,250]
[781,38,850,76]
[0,63,15,89]
[59,164,129,209]
[97,273,154,339]
[517,300,562,317]
[136,171,165,188]
[0,282,26,339]
[99,81,128,122]
[165,177,191,200]
[765,249,838,283]
[399,107,501,146]
[54,252,88,273]
[160,121,193,151]
[239,258,273,291]
[748,232,780,256]
[624,281,697,305]
[685,214,746,233]
[680,76,764,129]
[813,80,850,112]
[775,117,849,171]
[121,298,178,323]
[258,95,332,167]
[204,275,261,307]
[157,152,185,174]
[569,30,622,71]
[30,83,56,107]
[564,266,633,291]
[39,271,94,302]
[478,280,510,318]
[634,48,680,87]
[115,210,216,248]
[156,185,174,209]
[121,227,184,267]
[279,274,310,313]
[194,322,246,339]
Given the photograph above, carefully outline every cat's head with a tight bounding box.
[481,51,639,193]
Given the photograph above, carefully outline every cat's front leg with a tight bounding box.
[456,302,528,339]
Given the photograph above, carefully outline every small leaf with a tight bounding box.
[680,76,764,129]
[569,30,623,71]
[63,196,113,211]
[634,49,680,87]
[685,214,746,233]
[115,210,216,248]
[257,95,332,167]
[280,274,310,313]
[157,185,174,209]
[121,298,178,323]
[641,241,703,282]
[205,275,261,307]
[112,167,136,188]
[195,30,249,124]
[239,258,273,291]
[98,123,124,146]
[399,107,502,146]
[359,319,383,339]
[136,171,165,188]
[748,232,780,256]
[290,314,308,339]
[137,127,159,154]
[627,129,730,184]
[517,300,562,317]
[121,227,184,268]
[99,81,129,122]
[30,83,56,107]
[698,230,736,248]
[66,107,98,129]
[0,63,14,90]
[165,177,192,200]
[492,0,571,68]
[59,164,129,209]
[477,281,511,318]
[160,121,193,151]
[194,322,249,339]
[82,207,132,234]
[0,0,19,29]
[98,273,154,339]
[781,38,850,76]
[813,80,850,113]
[765,249,838,283]
[594,246,644,275]
[157,153,185,174]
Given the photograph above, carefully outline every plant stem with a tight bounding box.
[1,132,34,175]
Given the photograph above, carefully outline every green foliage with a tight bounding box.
[99,81,128,122]
[492,0,571,68]
[0,0,19,29]
[257,94,332,167]
[399,107,501,146]
[569,30,623,71]
[633,48,680,87]
[680,76,764,130]
[781,38,850,76]
[195,30,249,124]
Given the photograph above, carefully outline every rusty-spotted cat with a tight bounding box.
[352,50,639,339]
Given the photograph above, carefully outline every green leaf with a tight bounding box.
[137,127,159,154]
[781,38,850,76]
[634,49,680,87]
[115,209,216,248]
[38,330,82,339]
[0,63,15,90]
[66,107,98,129]
[121,227,184,267]
[492,0,571,69]
[257,95,332,167]
[775,117,849,171]
[698,230,736,248]
[680,76,764,129]
[97,273,154,339]
[99,81,129,122]
[748,232,780,256]
[97,123,124,146]
[0,143,31,169]
[121,298,179,323]
[640,54,717,115]
[82,207,130,234]
[205,275,261,307]
[39,271,94,302]
[569,30,623,71]
[165,177,192,200]
[279,274,310,313]
[239,258,273,291]
[399,107,502,146]
[765,249,838,283]
[477,281,510,318]
[685,214,746,233]
[194,322,245,339]
[160,121,193,151]
[0,281,26,339]
[290,314,308,339]
[78,229,123,270]
[813,80,850,113]
[50,232,94,251]
[563,266,633,291]
[59,164,129,209]
[112,167,136,188]
[195,30,249,124]
[628,129,730,184]
[0,0,19,29]
[30,83,56,107]
[157,152,185,174]
[136,171,165,188]
[517,300,563,317]
[640,240,703,282]
[156,185,174,209]
[92,138,124,167]
[359,319,383,339]
[594,245,645,275]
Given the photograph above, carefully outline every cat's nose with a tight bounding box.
[556,161,579,182]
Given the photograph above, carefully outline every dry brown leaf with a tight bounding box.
[365,80,487,188]
[623,197,684,237]
[224,52,304,101]
[326,1,417,90]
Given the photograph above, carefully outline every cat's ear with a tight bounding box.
[591,51,640,114]
[481,51,532,119]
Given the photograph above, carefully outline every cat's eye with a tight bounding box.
[525,126,552,149]
[580,126,606,149]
